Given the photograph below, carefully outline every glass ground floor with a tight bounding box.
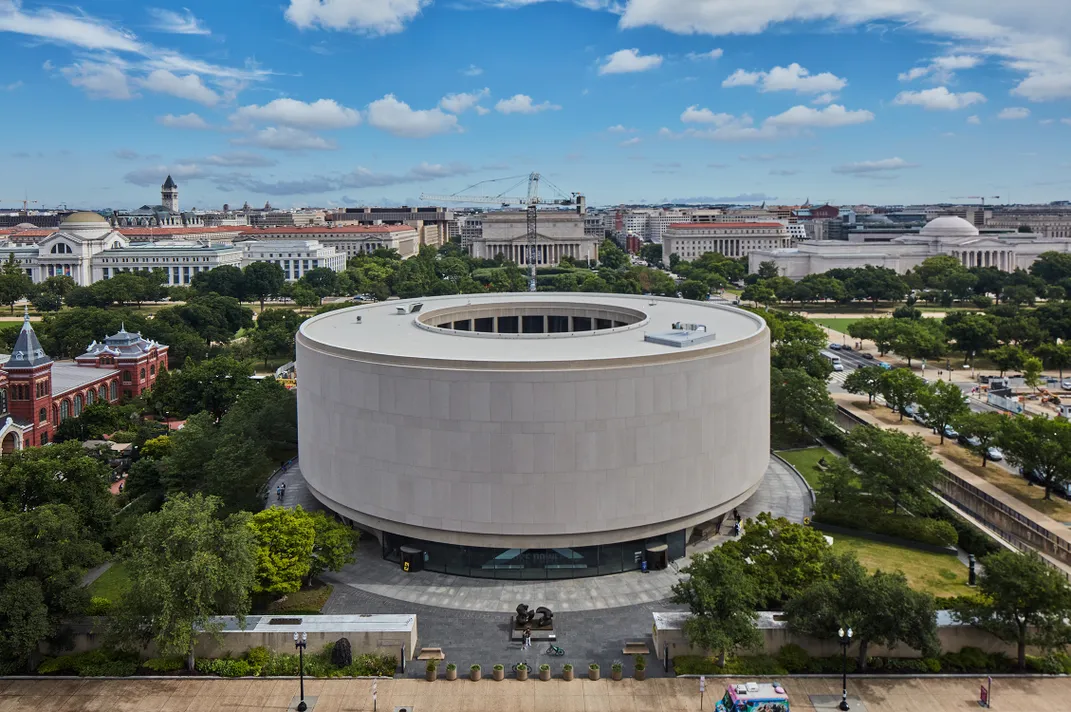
[381,529,687,579]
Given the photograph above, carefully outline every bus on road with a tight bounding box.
[820,350,844,372]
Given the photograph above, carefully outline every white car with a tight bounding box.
[1063,379,1071,391]
[987,447,1004,461]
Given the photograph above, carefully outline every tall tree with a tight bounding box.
[1022,356,1044,393]
[954,411,1006,467]
[943,312,998,362]
[843,365,885,404]
[0,505,104,673]
[308,511,359,583]
[0,254,33,314]
[987,344,1027,377]
[817,457,860,504]
[248,507,316,595]
[191,265,247,301]
[890,318,946,367]
[1036,342,1071,381]
[110,493,256,670]
[152,355,254,420]
[952,550,1071,671]
[242,261,286,311]
[722,513,834,607]
[786,557,939,670]
[917,379,969,444]
[671,548,762,666]
[770,367,836,437]
[998,415,1071,500]
[847,427,941,513]
[878,368,925,421]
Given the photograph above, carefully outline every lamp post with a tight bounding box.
[294,631,308,711]
[838,627,853,711]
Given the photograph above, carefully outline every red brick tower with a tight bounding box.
[5,309,54,447]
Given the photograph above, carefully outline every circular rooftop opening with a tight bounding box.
[414,300,649,337]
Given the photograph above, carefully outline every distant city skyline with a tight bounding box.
[1,1,1070,208]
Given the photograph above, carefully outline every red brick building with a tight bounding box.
[0,312,168,453]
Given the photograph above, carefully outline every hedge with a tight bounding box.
[38,649,139,677]
[927,503,1002,558]
[813,502,958,548]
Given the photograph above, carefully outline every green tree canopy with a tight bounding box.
[242,261,286,310]
[309,511,359,581]
[785,557,939,670]
[191,265,246,301]
[846,427,941,513]
[671,548,763,666]
[248,506,315,595]
[878,368,925,421]
[917,379,969,444]
[952,550,1071,670]
[771,366,836,438]
[954,411,1006,467]
[110,493,256,670]
[843,365,885,404]
[998,415,1071,500]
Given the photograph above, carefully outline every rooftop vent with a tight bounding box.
[645,324,717,348]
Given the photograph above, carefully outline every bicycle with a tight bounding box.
[546,644,565,656]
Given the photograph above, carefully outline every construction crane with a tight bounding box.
[1,196,38,211]
[421,173,583,292]
[953,195,1001,207]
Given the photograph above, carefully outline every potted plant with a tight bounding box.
[588,663,600,681]
[470,664,481,682]
[445,662,457,681]
[425,658,439,682]
[634,655,647,681]
[611,661,623,681]
[539,663,551,681]
[562,663,574,681]
[515,662,528,681]
[493,664,505,681]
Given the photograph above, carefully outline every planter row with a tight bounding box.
[425,666,647,682]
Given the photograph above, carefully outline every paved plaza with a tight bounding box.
[2,675,1067,711]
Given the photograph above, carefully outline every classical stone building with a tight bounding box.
[0,315,168,451]
[468,211,601,264]
[748,215,1071,279]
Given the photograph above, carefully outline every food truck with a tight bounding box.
[715,681,790,712]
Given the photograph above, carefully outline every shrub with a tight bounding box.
[426,659,439,672]
[813,502,958,547]
[446,663,457,671]
[722,656,787,676]
[928,504,1001,557]
[589,663,599,670]
[38,649,139,677]
[143,656,186,673]
[1026,655,1065,675]
[673,655,721,675]
[493,664,504,671]
[611,661,622,672]
[539,664,549,671]
[110,431,136,444]
[245,646,271,676]
[776,644,811,673]
[634,655,646,671]
[86,597,114,616]
[562,664,573,672]
[471,664,481,671]
[196,657,252,678]
[939,647,1013,674]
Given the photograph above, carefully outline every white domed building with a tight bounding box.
[747,215,1071,279]
[34,212,129,285]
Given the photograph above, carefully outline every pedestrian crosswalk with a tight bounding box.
[828,368,888,406]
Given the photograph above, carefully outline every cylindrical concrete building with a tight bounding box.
[297,293,769,578]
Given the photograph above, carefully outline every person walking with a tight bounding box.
[522,627,531,650]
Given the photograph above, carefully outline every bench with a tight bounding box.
[416,647,445,660]
[622,641,650,655]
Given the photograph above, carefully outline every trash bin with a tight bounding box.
[644,543,668,570]
[400,545,424,572]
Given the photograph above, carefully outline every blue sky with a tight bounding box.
[1,1,1070,209]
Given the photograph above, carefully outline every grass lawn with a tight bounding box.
[253,582,333,615]
[776,447,839,489]
[811,317,862,334]
[87,563,131,601]
[830,534,971,598]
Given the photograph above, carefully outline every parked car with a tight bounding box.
[958,433,981,447]
[913,411,929,426]
[861,353,875,360]
[903,403,919,417]
[842,344,853,352]
[940,424,959,439]
[877,361,892,370]
[987,447,1004,461]
[829,343,842,350]
[1063,379,1071,390]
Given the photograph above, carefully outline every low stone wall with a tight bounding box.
[652,612,1040,661]
[52,614,418,661]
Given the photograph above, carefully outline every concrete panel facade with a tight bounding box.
[297,294,769,549]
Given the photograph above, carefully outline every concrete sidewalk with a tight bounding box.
[2,675,1069,711]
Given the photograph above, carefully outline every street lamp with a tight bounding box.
[838,627,853,711]
[294,631,308,711]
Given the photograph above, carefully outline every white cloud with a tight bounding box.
[232,126,337,151]
[140,69,219,105]
[461,64,483,76]
[680,105,735,125]
[997,106,1031,119]
[474,106,490,116]
[686,49,723,61]
[60,60,134,100]
[1061,118,1071,126]
[439,88,490,114]
[722,63,846,94]
[811,92,836,105]
[765,104,874,128]
[832,157,918,174]
[366,94,460,137]
[598,48,663,75]
[899,54,982,82]
[494,94,561,114]
[232,98,361,129]
[284,0,429,36]
[967,115,981,124]
[157,112,209,129]
[0,2,142,52]
[123,163,209,187]
[1040,118,1054,125]
[661,115,777,141]
[607,124,634,132]
[3,80,22,91]
[616,2,1071,102]
[146,8,210,35]
[894,86,986,110]
[620,137,641,146]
